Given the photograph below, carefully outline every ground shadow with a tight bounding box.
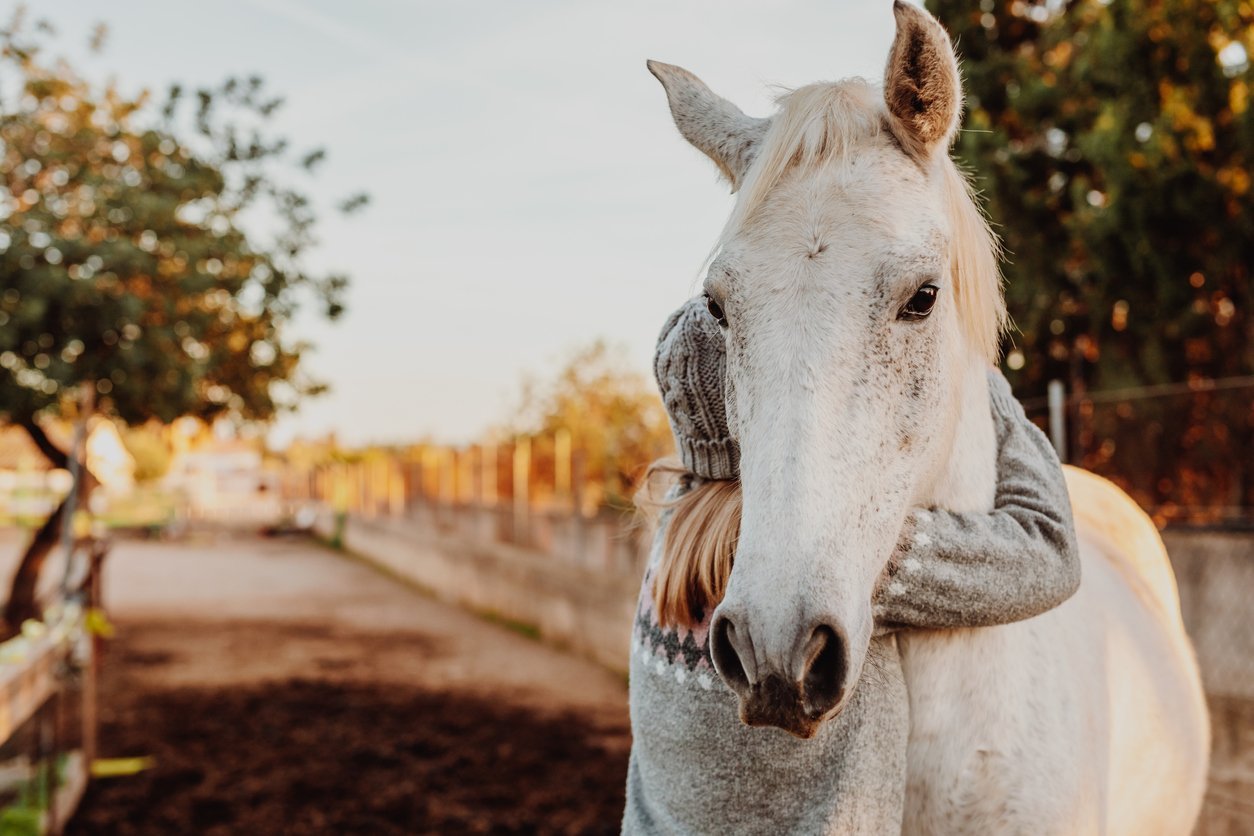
[71,664,629,834]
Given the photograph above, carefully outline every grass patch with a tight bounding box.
[478,610,542,641]
[308,534,436,597]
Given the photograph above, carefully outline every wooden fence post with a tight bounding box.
[567,449,586,566]
[481,443,497,507]
[571,450,586,518]
[438,449,454,525]
[356,463,370,517]
[555,428,572,510]
[513,437,530,545]
[388,461,405,517]
[421,447,439,518]
[458,448,474,507]
[372,458,389,517]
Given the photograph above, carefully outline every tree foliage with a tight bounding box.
[0,9,365,434]
[0,7,366,630]
[929,0,1253,521]
[120,424,170,483]
[511,341,673,509]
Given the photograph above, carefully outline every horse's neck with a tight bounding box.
[921,361,997,514]
[828,363,995,830]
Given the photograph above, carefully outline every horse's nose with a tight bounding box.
[710,608,757,695]
[798,623,847,717]
[711,610,850,738]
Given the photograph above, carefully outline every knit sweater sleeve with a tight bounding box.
[872,370,1081,630]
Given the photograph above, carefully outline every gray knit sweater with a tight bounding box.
[623,372,1079,834]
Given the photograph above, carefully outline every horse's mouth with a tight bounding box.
[736,674,842,740]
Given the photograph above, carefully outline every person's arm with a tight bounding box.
[873,370,1081,630]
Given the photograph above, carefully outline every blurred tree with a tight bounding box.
[929,0,1253,522]
[0,8,366,631]
[119,425,170,483]
[511,341,673,510]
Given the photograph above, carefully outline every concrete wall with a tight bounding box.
[318,512,641,673]
[323,510,1253,695]
[1164,530,1254,699]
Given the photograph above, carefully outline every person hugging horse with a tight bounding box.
[624,296,1081,834]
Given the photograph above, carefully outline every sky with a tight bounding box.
[22,0,902,447]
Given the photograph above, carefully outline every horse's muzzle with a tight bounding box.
[711,611,849,738]
[737,674,835,739]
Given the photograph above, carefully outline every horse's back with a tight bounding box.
[901,469,1209,836]
[1063,465,1183,629]
[1065,466,1210,835]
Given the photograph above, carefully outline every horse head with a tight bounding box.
[649,1,1005,737]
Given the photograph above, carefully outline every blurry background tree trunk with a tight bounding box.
[2,417,98,637]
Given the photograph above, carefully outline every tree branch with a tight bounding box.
[2,418,100,638]
[1,494,66,636]
[16,415,69,470]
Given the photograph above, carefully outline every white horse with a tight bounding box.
[648,3,1209,832]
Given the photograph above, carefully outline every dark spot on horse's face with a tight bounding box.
[909,370,927,401]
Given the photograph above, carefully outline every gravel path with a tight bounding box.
[61,533,632,834]
[96,534,630,714]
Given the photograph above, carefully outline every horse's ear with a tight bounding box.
[883,1,962,158]
[647,60,770,192]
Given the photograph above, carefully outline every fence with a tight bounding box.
[284,441,652,577]
[0,536,103,835]
[1027,375,1254,528]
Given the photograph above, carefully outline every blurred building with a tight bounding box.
[163,423,281,524]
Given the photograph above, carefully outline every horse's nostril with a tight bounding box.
[711,613,753,695]
[801,624,847,716]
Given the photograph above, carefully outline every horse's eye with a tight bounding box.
[705,294,728,328]
[900,284,938,321]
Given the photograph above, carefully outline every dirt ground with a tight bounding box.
[59,534,632,835]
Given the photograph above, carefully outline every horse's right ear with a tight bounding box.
[647,60,770,192]
[882,1,963,159]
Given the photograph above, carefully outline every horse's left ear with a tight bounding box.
[648,60,770,192]
[883,1,963,158]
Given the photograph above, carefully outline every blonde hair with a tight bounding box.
[720,80,884,243]
[938,159,1008,362]
[636,460,743,629]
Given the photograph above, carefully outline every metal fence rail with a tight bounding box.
[1027,375,1254,528]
